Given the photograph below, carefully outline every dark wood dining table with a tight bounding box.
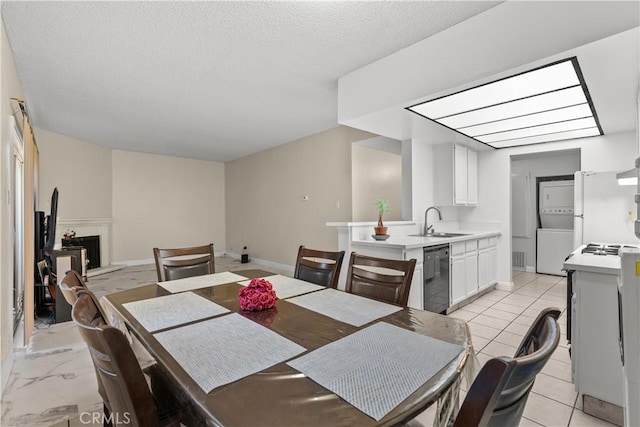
[102,269,474,427]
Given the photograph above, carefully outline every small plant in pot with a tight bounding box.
[374,198,390,236]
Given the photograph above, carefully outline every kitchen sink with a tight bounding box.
[408,232,470,238]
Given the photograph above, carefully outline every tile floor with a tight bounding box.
[0,263,618,427]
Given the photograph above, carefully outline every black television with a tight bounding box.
[43,187,58,257]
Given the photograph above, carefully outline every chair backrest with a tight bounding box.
[153,243,215,282]
[294,245,345,288]
[344,252,416,307]
[58,269,86,305]
[453,357,517,427]
[73,290,160,427]
[487,307,561,427]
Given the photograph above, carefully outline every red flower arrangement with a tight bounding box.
[239,278,278,311]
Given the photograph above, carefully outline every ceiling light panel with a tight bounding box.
[407,57,603,149]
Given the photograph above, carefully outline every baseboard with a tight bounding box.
[112,258,155,267]
[495,281,515,292]
[525,266,536,273]
[225,252,294,276]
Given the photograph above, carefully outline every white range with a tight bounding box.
[563,243,637,425]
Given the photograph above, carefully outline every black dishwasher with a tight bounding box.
[423,244,450,314]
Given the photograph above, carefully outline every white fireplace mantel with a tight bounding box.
[55,217,112,267]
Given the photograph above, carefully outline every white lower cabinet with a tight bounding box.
[450,237,498,305]
[478,237,498,291]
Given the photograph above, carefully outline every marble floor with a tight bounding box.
[1,263,617,427]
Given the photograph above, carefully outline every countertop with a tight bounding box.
[351,230,501,250]
[563,252,621,276]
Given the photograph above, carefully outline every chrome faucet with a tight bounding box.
[424,207,443,236]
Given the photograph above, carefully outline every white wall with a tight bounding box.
[35,127,112,219]
[511,151,581,272]
[352,144,401,221]
[0,19,24,395]
[225,126,371,267]
[111,150,225,263]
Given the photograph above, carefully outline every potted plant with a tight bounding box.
[374,198,390,236]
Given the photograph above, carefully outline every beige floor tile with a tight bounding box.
[481,340,518,358]
[513,313,537,326]
[482,307,519,322]
[550,345,572,365]
[523,392,574,427]
[504,321,531,336]
[468,296,496,308]
[569,409,619,426]
[494,330,525,348]
[515,287,548,298]
[471,336,490,353]
[469,314,511,330]
[457,301,486,314]
[531,372,577,407]
[541,358,573,383]
[501,294,537,308]
[519,416,544,426]
[478,289,510,302]
[447,308,477,322]
[492,301,527,314]
[467,322,502,340]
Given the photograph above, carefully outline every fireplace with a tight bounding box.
[56,218,112,268]
[63,235,100,270]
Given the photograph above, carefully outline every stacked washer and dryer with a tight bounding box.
[537,180,575,276]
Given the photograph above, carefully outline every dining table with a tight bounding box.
[101,269,476,427]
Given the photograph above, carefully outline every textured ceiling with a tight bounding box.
[1,1,501,161]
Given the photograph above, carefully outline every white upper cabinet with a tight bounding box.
[434,143,478,206]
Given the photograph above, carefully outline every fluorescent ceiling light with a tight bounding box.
[407,57,603,149]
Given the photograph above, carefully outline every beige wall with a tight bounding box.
[226,126,372,266]
[0,19,25,393]
[351,144,402,222]
[34,127,112,219]
[112,150,226,263]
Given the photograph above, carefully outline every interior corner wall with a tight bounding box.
[351,144,401,222]
[0,18,24,394]
[111,150,226,264]
[225,126,368,266]
[34,127,112,220]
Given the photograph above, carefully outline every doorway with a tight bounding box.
[11,116,25,337]
[510,149,580,274]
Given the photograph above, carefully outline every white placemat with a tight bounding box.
[159,271,247,293]
[122,292,229,332]
[287,288,402,326]
[154,313,306,393]
[238,274,326,299]
[287,322,464,421]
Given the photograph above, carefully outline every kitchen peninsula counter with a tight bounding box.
[351,230,501,250]
[327,221,501,310]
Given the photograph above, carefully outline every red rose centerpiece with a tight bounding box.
[239,278,278,311]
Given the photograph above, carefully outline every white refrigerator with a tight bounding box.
[573,171,638,247]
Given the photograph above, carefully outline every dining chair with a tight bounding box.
[345,252,416,307]
[58,269,91,307]
[294,245,345,288]
[73,289,191,427]
[153,243,215,282]
[485,307,561,427]
[451,357,518,427]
